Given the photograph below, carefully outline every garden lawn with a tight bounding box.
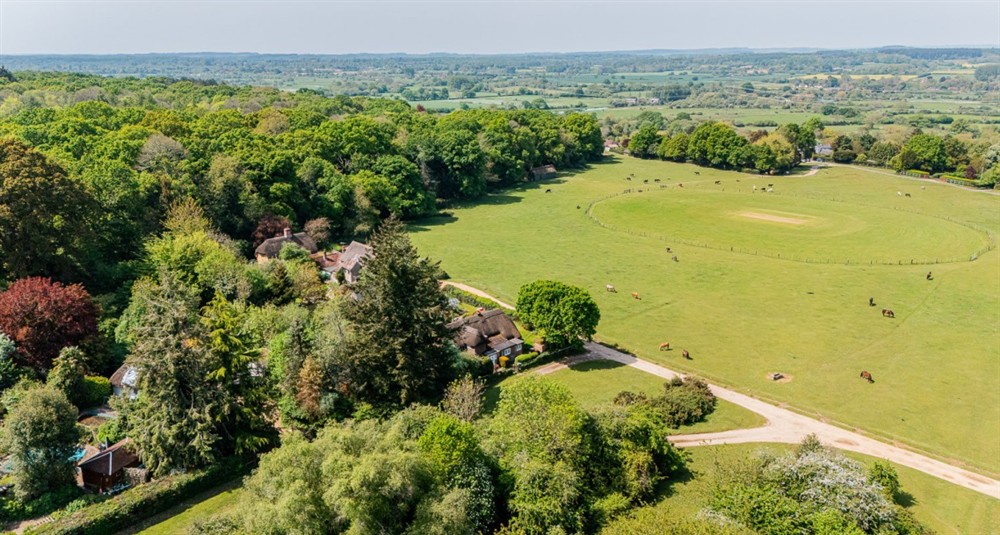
[131,483,242,535]
[633,443,999,535]
[409,156,1000,474]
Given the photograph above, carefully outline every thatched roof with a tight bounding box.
[255,231,318,259]
[448,309,523,355]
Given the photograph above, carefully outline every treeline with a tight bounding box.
[0,72,602,292]
[622,115,1000,185]
[626,119,818,174]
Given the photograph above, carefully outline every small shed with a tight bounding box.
[78,439,140,494]
[530,165,557,181]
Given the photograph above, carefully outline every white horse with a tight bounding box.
[606,284,617,293]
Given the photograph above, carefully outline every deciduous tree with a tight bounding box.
[0,277,100,372]
[516,280,600,348]
[3,386,81,500]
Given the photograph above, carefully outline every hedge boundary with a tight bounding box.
[25,458,250,535]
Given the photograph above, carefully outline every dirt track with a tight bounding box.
[443,280,1000,500]
[570,343,1000,499]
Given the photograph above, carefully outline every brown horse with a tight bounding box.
[881,309,895,318]
[860,370,874,383]
[682,349,691,359]
[631,292,641,300]
[659,342,670,351]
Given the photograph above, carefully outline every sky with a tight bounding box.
[1,0,998,55]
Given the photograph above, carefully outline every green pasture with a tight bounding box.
[409,156,1000,474]
[629,443,999,535]
[483,359,766,434]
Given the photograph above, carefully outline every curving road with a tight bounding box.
[443,281,1000,499]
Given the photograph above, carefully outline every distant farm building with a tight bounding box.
[814,143,834,157]
[531,165,557,181]
[255,228,318,262]
[448,309,524,363]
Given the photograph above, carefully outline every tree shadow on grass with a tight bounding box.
[894,490,917,508]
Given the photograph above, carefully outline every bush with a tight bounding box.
[25,459,249,535]
[652,377,717,428]
[514,351,538,365]
[80,376,111,408]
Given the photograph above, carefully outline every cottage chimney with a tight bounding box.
[283,227,292,238]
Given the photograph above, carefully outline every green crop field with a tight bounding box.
[409,156,1000,475]
[628,443,999,535]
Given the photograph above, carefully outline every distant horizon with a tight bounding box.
[2,1,997,56]
[3,44,999,59]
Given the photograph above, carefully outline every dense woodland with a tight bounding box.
[0,68,951,534]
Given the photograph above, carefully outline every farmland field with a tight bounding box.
[409,155,1000,474]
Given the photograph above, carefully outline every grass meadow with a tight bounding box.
[633,443,998,535]
[409,155,1000,475]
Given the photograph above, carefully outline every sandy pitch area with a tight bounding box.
[739,211,808,225]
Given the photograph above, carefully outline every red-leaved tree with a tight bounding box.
[0,277,100,372]
[251,215,292,250]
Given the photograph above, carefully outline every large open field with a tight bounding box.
[409,156,1000,475]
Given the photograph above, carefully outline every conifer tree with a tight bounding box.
[341,217,455,406]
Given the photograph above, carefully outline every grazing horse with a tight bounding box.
[576,205,581,209]
[631,292,641,300]
[545,189,552,193]
[905,193,911,197]
[714,180,722,185]
[860,370,874,383]
[606,284,617,293]
[869,297,875,307]
[678,183,683,188]
[926,271,933,280]
[626,176,632,181]
[672,255,679,262]
[659,342,670,351]
[654,178,661,182]
[897,191,902,196]
[694,171,700,175]
[881,309,895,318]
[682,349,691,359]
[767,183,774,187]
[665,246,672,253]
[643,179,649,183]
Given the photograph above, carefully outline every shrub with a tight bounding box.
[25,459,248,535]
[80,376,111,408]
[652,377,717,428]
[514,351,538,364]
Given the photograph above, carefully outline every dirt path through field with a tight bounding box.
[440,281,516,310]
[575,343,1000,499]
[446,283,1000,499]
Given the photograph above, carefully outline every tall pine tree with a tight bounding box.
[341,218,455,406]
[113,271,221,476]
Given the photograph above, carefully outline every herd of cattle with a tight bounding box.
[547,173,936,388]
